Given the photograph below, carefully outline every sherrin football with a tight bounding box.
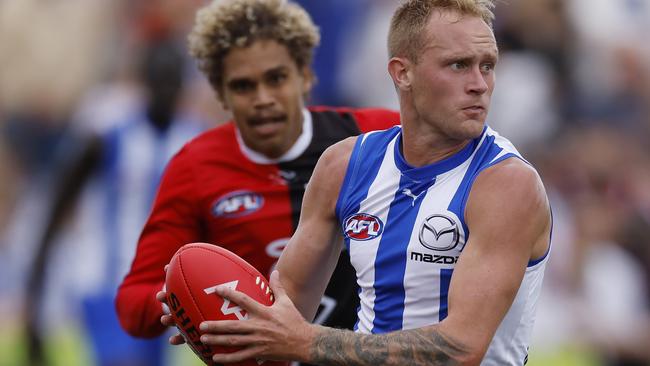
[165,242,282,366]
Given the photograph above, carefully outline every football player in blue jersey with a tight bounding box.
[198,1,552,365]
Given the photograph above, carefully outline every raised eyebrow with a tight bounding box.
[443,53,498,64]
[483,50,499,63]
[441,45,499,61]
[441,55,473,64]
[484,46,499,62]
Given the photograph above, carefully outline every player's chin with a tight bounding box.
[251,138,288,159]
[457,119,485,139]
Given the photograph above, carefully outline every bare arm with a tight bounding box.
[276,137,357,321]
[439,159,551,351]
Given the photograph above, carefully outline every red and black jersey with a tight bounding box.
[116,107,400,337]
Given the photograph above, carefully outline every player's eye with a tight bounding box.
[480,62,495,73]
[229,80,255,93]
[267,72,288,86]
[450,61,468,71]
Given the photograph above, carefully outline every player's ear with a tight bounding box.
[216,87,230,111]
[388,57,412,91]
[299,66,315,94]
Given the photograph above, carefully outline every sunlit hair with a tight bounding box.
[388,0,495,62]
[188,0,320,93]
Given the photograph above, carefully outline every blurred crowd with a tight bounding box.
[1,0,649,366]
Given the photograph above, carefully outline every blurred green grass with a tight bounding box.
[0,324,204,366]
[528,346,603,366]
[0,324,91,366]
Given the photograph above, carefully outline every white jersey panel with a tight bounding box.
[348,134,402,332]
[401,166,468,330]
[483,258,547,365]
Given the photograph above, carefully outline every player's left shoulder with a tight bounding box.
[481,157,543,190]
[470,157,549,223]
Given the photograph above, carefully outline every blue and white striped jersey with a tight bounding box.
[335,125,549,365]
[73,111,204,296]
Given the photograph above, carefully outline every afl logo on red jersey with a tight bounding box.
[212,191,264,218]
[343,213,384,241]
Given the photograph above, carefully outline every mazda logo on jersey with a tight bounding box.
[343,213,384,241]
[212,191,264,218]
[419,214,460,251]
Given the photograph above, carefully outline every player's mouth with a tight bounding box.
[248,115,287,136]
[461,104,486,118]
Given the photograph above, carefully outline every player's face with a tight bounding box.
[409,10,498,140]
[219,40,313,158]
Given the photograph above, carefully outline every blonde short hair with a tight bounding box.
[188,0,320,92]
[388,0,495,62]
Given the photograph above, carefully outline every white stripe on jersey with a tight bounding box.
[402,167,466,330]
[349,134,401,332]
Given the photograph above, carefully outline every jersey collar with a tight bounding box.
[393,125,486,180]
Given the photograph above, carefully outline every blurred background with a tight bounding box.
[0,0,649,365]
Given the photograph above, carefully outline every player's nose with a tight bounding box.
[466,66,489,95]
[253,85,275,108]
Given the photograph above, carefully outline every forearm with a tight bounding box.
[308,325,474,366]
[277,229,343,322]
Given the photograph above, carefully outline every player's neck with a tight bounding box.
[399,124,471,168]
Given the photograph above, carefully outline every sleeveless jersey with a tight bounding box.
[335,126,549,366]
[116,107,400,338]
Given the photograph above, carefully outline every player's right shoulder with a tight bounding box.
[319,136,358,172]
[308,136,358,207]
[300,136,358,217]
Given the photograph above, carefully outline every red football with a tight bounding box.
[165,242,282,366]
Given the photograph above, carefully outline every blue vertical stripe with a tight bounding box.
[103,128,121,292]
[448,134,501,239]
[371,174,429,333]
[439,268,453,321]
[150,132,167,204]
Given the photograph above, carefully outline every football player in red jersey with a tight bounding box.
[114,0,399,361]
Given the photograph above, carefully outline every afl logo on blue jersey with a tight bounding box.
[212,191,264,218]
[343,213,384,241]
